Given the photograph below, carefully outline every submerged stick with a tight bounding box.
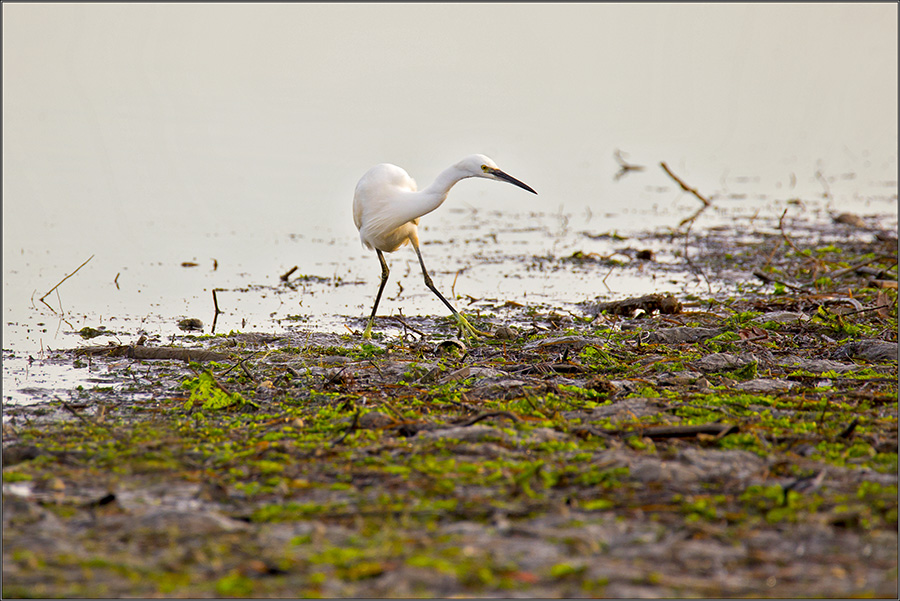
[211,288,224,334]
[660,162,712,232]
[39,255,95,310]
[392,315,426,337]
[660,162,711,207]
[280,266,298,282]
[75,344,227,362]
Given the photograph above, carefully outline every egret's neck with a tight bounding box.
[416,165,469,215]
[384,165,471,233]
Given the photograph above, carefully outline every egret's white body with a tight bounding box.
[353,163,422,253]
[353,154,536,339]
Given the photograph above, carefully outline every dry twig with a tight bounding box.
[453,411,522,427]
[660,162,711,207]
[40,255,94,312]
[828,255,897,281]
[392,315,426,337]
[55,396,124,441]
[211,288,224,334]
[752,270,807,292]
[76,344,227,362]
[280,266,298,282]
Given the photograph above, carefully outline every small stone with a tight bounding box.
[78,326,106,339]
[752,311,810,325]
[177,318,204,331]
[832,340,898,363]
[585,376,618,394]
[2,444,44,466]
[648,327,721,344]
[419,425,512,444]
[319,355,353,365]
[357,411,394,429]
[435,339,466,355]
[441,366,501,383]
[788,357,859,374]
[524,427,570,443]
[736,378,795,393]
[696,352,754,373]
[832,212,866,228]
[655,370,704,386]
[494,325,517,340]
[524,336,597,350]
[128,509,249,537]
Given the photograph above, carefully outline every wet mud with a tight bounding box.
[3,211,898,598]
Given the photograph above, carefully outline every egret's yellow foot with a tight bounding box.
[455,313,489,340]
[363,319,374,340]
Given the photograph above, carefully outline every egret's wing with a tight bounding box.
[353,163,418,250]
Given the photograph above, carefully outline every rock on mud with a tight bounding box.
[832,340,898,363]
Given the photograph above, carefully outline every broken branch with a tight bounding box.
[280,266,298,282]
[752,270,808,292]
[453,411,521,428]
[392,315,426,337]
[660,162,711,207]
[211,288,224,334]
[39,255,95,311]
[75,344,227,362]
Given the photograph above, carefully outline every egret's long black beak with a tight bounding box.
[490,168,537,194]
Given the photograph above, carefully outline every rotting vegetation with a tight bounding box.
[3,213,898,598]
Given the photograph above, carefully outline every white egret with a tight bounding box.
[353,154,537,339]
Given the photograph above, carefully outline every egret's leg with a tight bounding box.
[363,250,390,339]
[411,242,487,338]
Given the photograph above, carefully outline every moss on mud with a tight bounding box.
[3,219,897,598]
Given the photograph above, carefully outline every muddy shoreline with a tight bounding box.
[3,213,898,598]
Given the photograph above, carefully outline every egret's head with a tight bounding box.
[457,154,537,194]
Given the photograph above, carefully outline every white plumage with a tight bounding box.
[353,154,536,339]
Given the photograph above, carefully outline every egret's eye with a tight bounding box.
[481,165,491,173]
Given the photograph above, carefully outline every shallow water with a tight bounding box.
[3,4,897,405]
[5,180,896,407]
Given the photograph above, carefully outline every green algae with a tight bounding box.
[3,225,897,597]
